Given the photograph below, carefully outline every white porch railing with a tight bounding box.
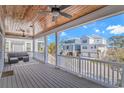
[48,54,56,65]
[58,55,124,87]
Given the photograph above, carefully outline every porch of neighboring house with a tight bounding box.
[0,5,124,88]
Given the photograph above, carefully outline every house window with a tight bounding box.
[66,46,69,49]
[75,45,80,51]
[5,42,9,52]
[82,40,87,43]
[97,40,100,43]
[82,46,87,49]
[26,43,31,52]
[94,45,97,49]
[91,46,93,49]
[38,42,43,53]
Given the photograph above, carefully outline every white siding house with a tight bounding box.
[80,35,107,59]
[61,38,81,56]
[61,35,107,59]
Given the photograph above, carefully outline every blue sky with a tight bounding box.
[48,13,124,44]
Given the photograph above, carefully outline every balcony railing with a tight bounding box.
[58,55,124,87]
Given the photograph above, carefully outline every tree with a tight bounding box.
[107,36,124,62]
[108,36,124,48]
[48,42,56,55]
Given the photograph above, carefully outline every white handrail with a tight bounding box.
[58,55,124,87]
[58,55,124,65]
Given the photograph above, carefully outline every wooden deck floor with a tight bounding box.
[0,59,104,88]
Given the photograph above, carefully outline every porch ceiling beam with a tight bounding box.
[34,5,124,38]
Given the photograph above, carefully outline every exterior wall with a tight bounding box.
[5,38,33,61]
[80,35,107,58]
[0,32,4,77]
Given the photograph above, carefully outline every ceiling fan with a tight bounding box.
[16,29,31,38]
[37,5,72,21]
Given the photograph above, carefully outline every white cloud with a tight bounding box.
[60,32,67,36]
[106,25,124,34]
[83,26,87,28]
[95,29,100,33]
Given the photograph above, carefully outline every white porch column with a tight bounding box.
[55,32,59,67]
[44,36,48,64]
[32,38,35,59]
[32,24,35,59]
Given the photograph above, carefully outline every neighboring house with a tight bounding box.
[61,38,81,56]
[80,35,107,59]
[61,35,107,59]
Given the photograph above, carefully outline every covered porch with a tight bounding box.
[0,5,124,88]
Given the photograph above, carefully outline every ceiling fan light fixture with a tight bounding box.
[52,11,59,16]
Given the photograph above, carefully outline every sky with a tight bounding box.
[48,13,124,44]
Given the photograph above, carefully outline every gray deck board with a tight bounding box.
[29,65,67,88]
[27,65,56,88]
[0,60,104,88]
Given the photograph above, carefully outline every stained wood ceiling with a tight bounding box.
[0,5,105,38]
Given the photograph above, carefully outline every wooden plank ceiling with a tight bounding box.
[0,5,105,38]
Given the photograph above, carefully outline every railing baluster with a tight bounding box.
[87,60,89,77]
[73,58,75,72]
[100,62,102,81]
[117,65,119,86]
[77,59,79,73]
[81,59,82,74]
[108,64,110,84]
[75,58,77,73]
[85,60,87,77]
[90,61,92,78]
[70,58,71,71]
[93,61,95,79]
[79,57,81,75]
[80,59,82,75]
[96,61,98,80]
[70,57,72,71]
[112,66,115,85]
[69,58,71,71]
[104,63,106,83]
[65,57,67,68]
[72,58,74,72]
[76,58,78,73]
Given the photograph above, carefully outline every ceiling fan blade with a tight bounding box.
[48,5,61,8]
[59,5,71,10]
[52,16,58,22]
[37,11,51,15]
[60,12,72,18]
[48,5,55,8]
